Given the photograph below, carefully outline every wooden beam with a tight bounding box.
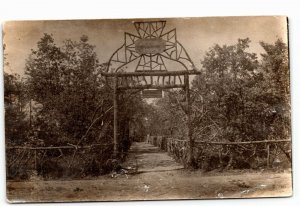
[101,70,201,77]
[113,76,119,157]
[118,84,185,90]
[185,74,195,167]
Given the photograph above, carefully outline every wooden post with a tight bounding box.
[267,143,270,168]
[29,99,32,128]
[113,76,119,158]
[184,74,195,168]
[34,150,37,171]
[263,120,270,168]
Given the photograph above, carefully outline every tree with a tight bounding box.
[260,39,289,102]
[194,38,260,142]
[4,43,30,145]
[25,34,111,145]
[4,72,29,145]
[259,39,290,161]
[189,38,290,169]
[25,33,147,153]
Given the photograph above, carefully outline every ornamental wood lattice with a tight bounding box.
[101,21,201,165]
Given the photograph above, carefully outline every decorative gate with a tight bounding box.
[101,20,201,165]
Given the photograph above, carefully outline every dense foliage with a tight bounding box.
[5,34,147,178]
[146,38,290,170]
[5,35,290,177]
[21,34,146,147]
[4,72,29,145]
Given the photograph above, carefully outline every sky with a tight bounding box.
[3,16,288,75]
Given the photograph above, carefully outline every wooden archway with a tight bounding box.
[101,20,201,166]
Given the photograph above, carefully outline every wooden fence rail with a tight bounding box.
[195,139,291,145]
[6,144,114,180]
[7,143,113,150]
[146,136,292,169]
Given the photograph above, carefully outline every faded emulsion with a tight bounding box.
[3,16,292,203]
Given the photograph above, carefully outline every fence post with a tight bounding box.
[34,149,37,171]
[267,143,270,168]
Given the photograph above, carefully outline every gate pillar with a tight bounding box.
[113,76,119,157]
[184,74,195,167]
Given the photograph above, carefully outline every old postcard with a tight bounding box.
[3,16,292,202]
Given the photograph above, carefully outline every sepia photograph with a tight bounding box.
[3,16,292,203]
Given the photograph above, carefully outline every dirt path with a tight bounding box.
[122,142,184,173]
[6,142,292,203]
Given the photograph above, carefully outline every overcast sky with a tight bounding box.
[3,16,288,75]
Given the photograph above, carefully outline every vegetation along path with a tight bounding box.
[7,142,291,202]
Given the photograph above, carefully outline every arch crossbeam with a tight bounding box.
[102,70,201,90]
